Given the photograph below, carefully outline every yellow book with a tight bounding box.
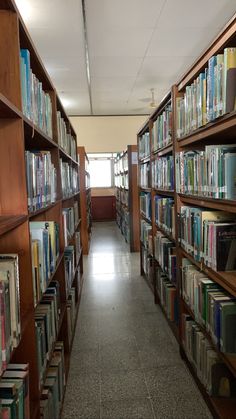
[223,47,236,113]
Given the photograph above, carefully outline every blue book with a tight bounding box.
[20,49,31,119]
[207,55,217,122]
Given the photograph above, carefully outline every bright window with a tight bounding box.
[89,159,112,187]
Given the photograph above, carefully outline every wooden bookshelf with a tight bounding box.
[137,13,236,419]
[77,146,91,255]
[0,1,84,417]
[115,145,139,252]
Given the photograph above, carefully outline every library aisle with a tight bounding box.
[62,222,212,419]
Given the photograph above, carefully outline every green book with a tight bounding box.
[220,302,236,353]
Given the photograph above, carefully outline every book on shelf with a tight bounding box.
[67,287,76,344]
[138,132,150,159]
[152,156,174,190]
[64,246,75,295]
[25,150,57,212]
[30,221,60,304]
[140,192,151,221]
[155,267,178,323]
[57,111,77,160]
[139,162,151,188]
[154,232,176,285]
[176,47,236,139]
[182,259,236,354]
[152,102,172,151]
[20,49,53,137]
[179,206,236,270]
[182,314,236,397]
[60,160,79,198]
[62,206,76,246]
[140,220,152,254]
[0,254,21,373]
[75,231,81,264]
[175,145,236,199]
[155,196,175,238]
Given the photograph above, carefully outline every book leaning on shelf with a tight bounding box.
[0,255,21,374]
[20,49,53,137]
[182,315,236,397]
[0,363,30,419]
[30,221,60,305]
[179,206,236,270]
[182,259,236,354]
[175,144,236,199]
[176,47,236,138]
[25,150,57,212]
[40,341,65,419]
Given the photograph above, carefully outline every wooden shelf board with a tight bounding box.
[0,215,27,236]
[177,110,236,147]
[180,248,236,297]
[23,116,57,149]
[0,93,22,118]
[182,298,236,377]
[153,143,173,157]
[140,213,152,224]
[139,187,151,192]
[153,189,175,197]
[155,224,176,243]
[62,192,80,202]
[180,345,236,419]
[139,155,151,164]
[28,201,61,218]
[59,146,78,165]
[179,194,236,213]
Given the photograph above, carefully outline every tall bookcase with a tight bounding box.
[0,1,83,418]
[138,14,236,419]
[77,146,92,255]
[115,145,139,252]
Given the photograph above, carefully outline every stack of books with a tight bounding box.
[182,314,236,397]
[25,150,57,212]
[175,145,236,199]
[20,49,53,137]
[30,222,60,305]
[152,156,174,190]
[0,255,21,373]
[0,363,30,418]
[176,47,236,139]
[152,103,172,151]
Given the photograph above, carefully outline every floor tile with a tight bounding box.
[62,401,100,419]
[101,398,154,419]
[101,370,147,402]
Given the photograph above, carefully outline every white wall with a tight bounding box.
[70,115,148,152]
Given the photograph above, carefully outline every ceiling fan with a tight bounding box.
[132,88,158,113]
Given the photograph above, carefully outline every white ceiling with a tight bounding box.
[15,0,236,116]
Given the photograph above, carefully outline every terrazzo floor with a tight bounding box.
[62,221,212,419]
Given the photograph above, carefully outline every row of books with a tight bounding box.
[154,231,176,285]
[0,363,30,418]
[152,156,174,191]
[60,160,79,199]
[57,111,77,160]
[179,206,236,271]
[20,49,53,137]
[62,202,79,247]
[182,314,236,397]
[182,259,236,354]
[176,47,236,139]
[30,222,60,305]
[175,145,236,200]
[139,132,150,159]
[25,150,57,212]
[116,189,128,207]
[120,209,130,244]
[156,267,178,323]
[152,103,172,151]
[155,196,175,238]
[40,341,65,419]
[114,153,128,174]
[141,248,154,282]
[35,282,60,385]
[0,255,21,374]
[140,220,153,255]
[115,173,129,189]
[139,162,151,188]
[67,288,77,346]
[140,192,151,221]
